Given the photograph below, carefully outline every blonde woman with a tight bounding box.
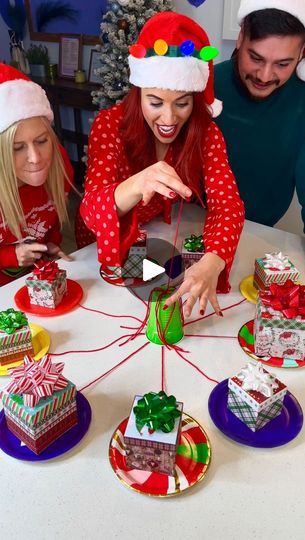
[0,64,73,286]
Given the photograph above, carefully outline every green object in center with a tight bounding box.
[146,288,184,345]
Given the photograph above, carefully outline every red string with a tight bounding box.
[79,342,150,392]
[79,304,142,323]
[167,198,184,289]
[183,298,247,327]
[185,334,236,339]
[131,288,148,308]
[49,333,134,357]
[161,346,165,392]
[174,348,219,385]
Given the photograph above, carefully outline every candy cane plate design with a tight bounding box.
[238,320,305,368]
[109,413,211,497]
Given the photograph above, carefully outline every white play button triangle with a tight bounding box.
[143,259,165,282]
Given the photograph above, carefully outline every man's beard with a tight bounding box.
[232,53,280,102]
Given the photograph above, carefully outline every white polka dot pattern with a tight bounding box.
[80,105,244,293]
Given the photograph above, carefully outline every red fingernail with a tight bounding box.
[185,195,192,201]
[163,304,168,310]
[219,311,224,317]
[200,310,205,316]
[169,191,176,198]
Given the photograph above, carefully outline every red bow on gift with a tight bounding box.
[260,281,305,320]
[4,354,67,407]
[33,260,59,281]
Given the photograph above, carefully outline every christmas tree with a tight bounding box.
[92,0,173,110]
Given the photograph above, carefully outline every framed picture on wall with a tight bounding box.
[59,35,82,78]
[88,49,102,84]
[223,0,241,40]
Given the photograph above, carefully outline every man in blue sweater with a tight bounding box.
[214,0,305,230]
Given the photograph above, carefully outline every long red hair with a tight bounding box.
[120,86,212,192]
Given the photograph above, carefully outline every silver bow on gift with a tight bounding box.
[237,362,278,397]
[263,252,291,271]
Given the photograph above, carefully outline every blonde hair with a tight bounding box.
[0,118,71,239]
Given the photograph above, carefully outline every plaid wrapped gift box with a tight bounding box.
[228,363,287,432]
[26,261,67,309]
[181,234,204,270]
[254,284,305,360]
[124,394,183,476]
[254,252,299,291]
[0,309,33,366]
[107,230,147,279]
[0,355,78,454]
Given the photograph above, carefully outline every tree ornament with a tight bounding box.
[187,0,207,6]
[102,32,109,44]
[110,2,120,14]
[117,18,129,31]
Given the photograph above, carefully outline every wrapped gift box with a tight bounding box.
[0,354,77,454]
[107,230,147,279]
[254,252,299,291]
[181,234,204,269]
[228,362,287,431]
[26,260,67,308]
[254,282,305,360]
[124,392,183,476]
[0,309,33,366]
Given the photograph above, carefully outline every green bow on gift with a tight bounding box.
[184,234,204,253]
[133,391,181,434]
[0,308,27,334]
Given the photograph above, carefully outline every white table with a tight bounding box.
[1,206,305,540]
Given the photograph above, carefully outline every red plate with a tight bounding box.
[109,413,211,497]
[238,320,305,368]
[14,279,83,317]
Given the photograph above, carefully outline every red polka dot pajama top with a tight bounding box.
[80,103,245,293]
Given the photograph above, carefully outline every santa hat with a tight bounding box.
[0,63,53,133]
[237,0,305,81]
[128,12,222,118]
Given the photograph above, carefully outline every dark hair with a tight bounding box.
[243,9,305,40]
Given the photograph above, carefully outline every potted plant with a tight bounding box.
[26,44,49,77]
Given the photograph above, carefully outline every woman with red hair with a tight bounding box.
[79,11,245,317]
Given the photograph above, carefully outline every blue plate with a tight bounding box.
[208,379,303,448]
[0,392,91,461]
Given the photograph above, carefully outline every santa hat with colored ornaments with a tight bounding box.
[128,12,222,118]
[238,0,305,81]
[0,63,53,133]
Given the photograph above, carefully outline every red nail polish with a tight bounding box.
[169,191,176,198]
[200,310,205,316]
[219,311,224,317]
[163,304,168,310]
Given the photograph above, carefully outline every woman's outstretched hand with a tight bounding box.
[164,252,226,318]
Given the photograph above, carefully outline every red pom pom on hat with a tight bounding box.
[128,12,222,117]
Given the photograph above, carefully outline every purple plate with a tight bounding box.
[208,379,303,448]
[0,392,91,461]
